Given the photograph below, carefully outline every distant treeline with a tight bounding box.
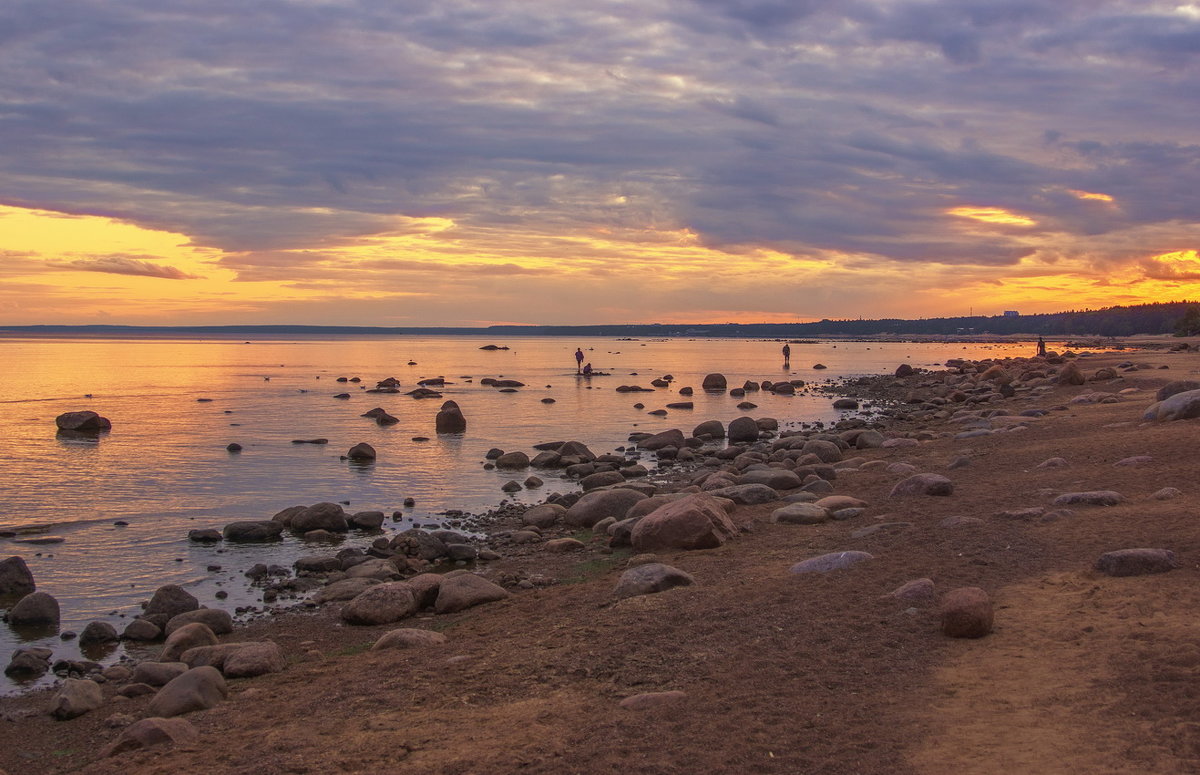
[4,301,1196,339]
[487,301,1199,338]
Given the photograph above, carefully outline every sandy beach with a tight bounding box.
[2,342,1199,775]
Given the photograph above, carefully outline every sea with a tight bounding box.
[0,333,1037,693]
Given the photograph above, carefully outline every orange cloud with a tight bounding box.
[946,206,1037,227]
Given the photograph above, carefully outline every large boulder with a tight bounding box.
[1156,380,1200,401]
[727,417,760,443]
[614,563,695,599]
[564,489,648,528]
[739,469,803,490]
[1143,389,1200,422]
[55,410,112,431]
[222,642,286,678]
[311,578,381,604]
[222,521,284,542]
[340,582,418,625]
[291,502,349,534]
[79,621,120,646]
[521,503,566,529]
[164,609,234,637]
[434,574,509,614]
[8,591,59,625]
[637,429,686,451]
[160,622,219,662]
[0,556,36,597]
[147,666,228,718]
[1095,548,1178,577]
[51,678,104,720]
[144,585,200,621]
[495,451,531,470]
[435,403,467,434]
[132,661,189,687]
[702,373,727,391]
[100,717,199,758]
[631,493,740,552]
[801,440,842,463]
[706,484,779,505]
[692,420,725,439]
[1057,362,1085,385]
[347,442,376,461]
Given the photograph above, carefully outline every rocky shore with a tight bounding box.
[2,343,1199,774]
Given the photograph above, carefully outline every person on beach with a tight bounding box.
[1036,336,1046,357]
[582,362,593,375]
[782,343,791,363]
[575,348,584,373]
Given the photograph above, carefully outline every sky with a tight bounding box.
[1,0,1199,326]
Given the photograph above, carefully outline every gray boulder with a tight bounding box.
[147,666,228,717]
[770,502,830,525]
[51,678,104,720]
[739,469,803,490]
[132,661,189,687]
[164,608,233,637]
[159,622,219,662]
[614,563,695,599]
[100,717,199,758]
[1144,389,1200,422]
[222,641,286,678]
[340,582,418,625]
[79,621,119,645]
[222,521,284,542]
[707,484,779,505]
[637,429,686,451]
[145,585,200,621]
[889,473,954,497]
[789,551,873,574]
[631,494,740,552]
[311,577,381,604]
[434,574,509,614]
[692,420,725,439]
[55,410,112,431]
[727,417,759,443]
[1095,548,1178,577]
[372,629,448,651]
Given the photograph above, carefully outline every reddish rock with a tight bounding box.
[889,473,953,497]
[630,493,740,552]
[101,717,199,757]
[940,587,993,638]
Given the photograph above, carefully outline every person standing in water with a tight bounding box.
[782,343,791,364]
[575,348,584,373]
[1036,337,1046,357]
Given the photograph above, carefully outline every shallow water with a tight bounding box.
[0,334,1036,693]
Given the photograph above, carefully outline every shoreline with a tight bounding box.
[3,342,1199,773]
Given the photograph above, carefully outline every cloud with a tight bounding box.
[0,1,1198,323]
[54,255,202,280]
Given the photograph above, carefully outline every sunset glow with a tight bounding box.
[1,2,1197,325]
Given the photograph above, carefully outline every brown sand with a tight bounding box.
[2,347,1198,775]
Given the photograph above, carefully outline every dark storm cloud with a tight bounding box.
[1,0,1197,279]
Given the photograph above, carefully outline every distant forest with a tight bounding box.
[487,301,1200,338]
[5,301,1197,339]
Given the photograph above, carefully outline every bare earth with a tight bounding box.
[3,346,1198,775]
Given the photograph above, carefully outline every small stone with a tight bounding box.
[789,551,873,574]
[889,578,935,603]
[1151,487,1182,500]
[545,538,586,553]
[1052,491,1123,507]
[940,587,993,638]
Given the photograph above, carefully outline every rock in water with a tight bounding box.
[0,556,36,596]
[435,402,467,434]
[9,591,60,625]
[79,621,119,645]
[702,373,727,391]
[347,442,377,461]
[144,584,200,621]
[940,587,993,638]
[55,410,112,431]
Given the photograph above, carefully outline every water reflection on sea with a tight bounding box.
[0,334,1036,692]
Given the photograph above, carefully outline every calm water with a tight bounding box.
[0,334,1035,693]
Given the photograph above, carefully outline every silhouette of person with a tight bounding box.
[1036,336,1046,357]
[782,343,791,363]
[575,348,584,373]
[582,362,593,375]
